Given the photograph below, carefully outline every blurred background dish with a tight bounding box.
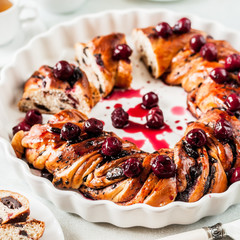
[36,0,86,14]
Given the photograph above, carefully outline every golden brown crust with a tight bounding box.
[11,130,25,159]
[187,78,240,118]
[19,65,94,114]
[90,33,132,89]
[75,33,132,99]
[165,39,238,92]
[134,27,204,78]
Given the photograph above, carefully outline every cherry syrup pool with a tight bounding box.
[90,86,195,152]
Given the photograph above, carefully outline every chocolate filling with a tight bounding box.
[183,141,199,159]
[19,230,28,237]
[48,127,61,134]
[1,197,22,209]
[34,103,50,112]
[228,140,237,168]
[94,54,104,67]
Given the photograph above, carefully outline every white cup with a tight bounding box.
[37,0,86,14]
[0,0,36,46]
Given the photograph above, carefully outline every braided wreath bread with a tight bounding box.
[12,18,240,207]
[18,33,132,114]
[11,107,240,207]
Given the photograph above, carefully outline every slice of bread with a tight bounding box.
[75,33,132,98]
[18,65,97,115]
[132,26,204,78]
[0,191,30,225]
[0,219,45,240]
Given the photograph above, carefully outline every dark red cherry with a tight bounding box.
[189,34,206,53]
[238,71,240,81]
[12,121,31,135]
[173,17,191,34]
[225,93,240,112]
[186,128,207,147]
[214,118,233,140]
[112,44,132,61]
[25,109,42,126]
[111,107,129,128]
[200,43,217,61]
[84,118,103,135]
[68,67,83,87]
[53,60,74,80]
[151,155,176,178]
[227,168,235,181]
[155,22,173,38]
[225,54,240,72]
[142,91,159,109]
[229,167,240,184]
[122,158,143,178]
[101,137,122,156]
[60,122,81,141]
[209,67,228,84]
[146,107,164,129]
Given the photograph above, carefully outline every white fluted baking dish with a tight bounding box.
[1,9,240,228]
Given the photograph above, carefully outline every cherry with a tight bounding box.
[209,67,228,84]
[155,22,173,38]
[225,93,240,112]
[200,43,218,61]
[214,118,233,140]
[84,118,103,135]
[146,107,164,129]
[53,60,74,80]
[142,91,159,109]
[151,155,176,178]
[173,17,191,34]
[12,121,31,135]
[189,34,206,53]
[101,137,122,156]
[111,107,129,128]
[112,44,132,61]
[60,122,81,141]
[122,158,143,178]
[68,67,83,87]
[25,109,42,126]
[229,167,240,184]
[186,128,207,147]
[225,54,240,72]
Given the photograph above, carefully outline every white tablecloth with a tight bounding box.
[1,0,240,239]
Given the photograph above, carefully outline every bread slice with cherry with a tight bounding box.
[75,33,132,98]
[18,63,98,115]
[0,190,30,225]
[132,17,205,79]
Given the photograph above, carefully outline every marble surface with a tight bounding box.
[1,0,240,239]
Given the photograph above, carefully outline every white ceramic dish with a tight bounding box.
[0,185,64,239]
[1,9,240,228]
